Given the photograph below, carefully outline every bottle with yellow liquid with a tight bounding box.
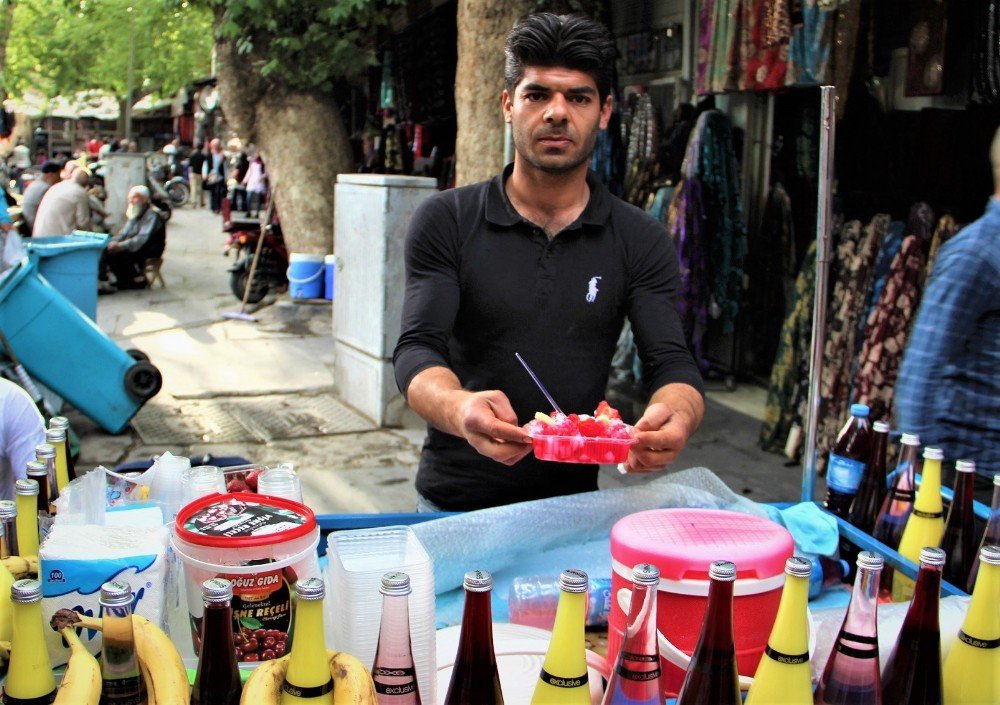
[530,569,591,704]
[3,579,57,705]
[45,427,71,496]
[0,557,14,643]
[14,480,39,557]
[0,502,17,560]
[744,557,812,705]
[943,544,1000,704]
[281,578,334,705]
[893,447,945,601]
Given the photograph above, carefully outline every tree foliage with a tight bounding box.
[4,0,213,102]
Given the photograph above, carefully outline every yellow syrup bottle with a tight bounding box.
[4,579,57,704]
[281,578,334,705]
[0,558,14,643]
[46,427,71,496]
[530,569,591,705]
[14,480,39,557]
[744,557,813,704]
[943,544,1000,704]
[894,447,946,601]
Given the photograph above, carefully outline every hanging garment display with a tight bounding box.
[739,0,790,90]
[666,175,709,370]
[763,0,793,48]
[924,214,959,284]
[785,0,835,86]
[622,92,660,206]
[708,0,741,93]
[696,0,716,95]
[855,219,904,358]
[973,0,1000,103]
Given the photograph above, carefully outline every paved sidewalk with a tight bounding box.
[66,204,802,514]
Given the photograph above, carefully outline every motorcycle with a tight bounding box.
[223,197,287,303]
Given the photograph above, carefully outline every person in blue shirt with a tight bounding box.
[896,127,1000,500]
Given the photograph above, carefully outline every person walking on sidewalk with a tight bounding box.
[188,142,206,208]
[204,138,227,213]
[393,13,704,512]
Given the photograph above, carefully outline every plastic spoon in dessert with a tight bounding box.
[515,352,564,415]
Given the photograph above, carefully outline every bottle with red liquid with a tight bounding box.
[814,551,883,705]
[849,420,889,533]
[941,460,976,589]
[443,570,503,705]
[192,578,242,705]
[872,433,920,599]
[675,560,740,705]
[372,572,421,704]
[967,474,1000,592]
[825,404,872,519]
[881,547,945,705]
[601,563,661,705]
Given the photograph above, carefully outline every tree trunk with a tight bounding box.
[454,0,532,187]
[214,36,353,254]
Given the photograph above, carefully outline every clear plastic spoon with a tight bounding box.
[515,352,564,415]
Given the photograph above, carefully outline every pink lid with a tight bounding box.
[610,509,793,582]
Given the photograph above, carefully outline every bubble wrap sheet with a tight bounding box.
[411,467,777,626]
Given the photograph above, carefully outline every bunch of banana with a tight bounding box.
[2,555,40,578]
[240,650,378,705]
[54,626,101,705]
[50,608,190,705]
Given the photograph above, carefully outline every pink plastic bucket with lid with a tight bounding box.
[608,508,794,698]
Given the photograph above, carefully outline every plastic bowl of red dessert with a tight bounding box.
[526,401,636,464]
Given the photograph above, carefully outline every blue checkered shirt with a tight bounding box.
[896,198,1000,478]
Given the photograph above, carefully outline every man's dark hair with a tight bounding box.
[40,161,62,174]
[504,13,616,102]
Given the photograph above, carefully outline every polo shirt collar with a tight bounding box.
[485,162,612,229]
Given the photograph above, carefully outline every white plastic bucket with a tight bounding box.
[287,253,324,299]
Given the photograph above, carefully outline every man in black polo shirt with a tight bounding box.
[393,13,705,511]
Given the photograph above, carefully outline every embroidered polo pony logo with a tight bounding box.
[586,276,602,303]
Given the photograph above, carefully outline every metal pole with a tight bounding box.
[801,86,836,502]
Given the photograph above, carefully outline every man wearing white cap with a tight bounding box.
[102,185,166,291]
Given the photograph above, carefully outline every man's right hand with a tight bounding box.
[454,390,533,466]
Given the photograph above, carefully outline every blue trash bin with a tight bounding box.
[25,231,109,320]
[0,257,161,434]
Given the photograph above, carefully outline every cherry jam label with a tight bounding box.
[183,498,303,538]
[225,565,293,662]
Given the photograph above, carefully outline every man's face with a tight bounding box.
[502,66,612,176]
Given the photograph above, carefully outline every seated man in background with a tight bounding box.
[0,378,46,501]
[32,167,91,238]
[20,162,62,236]
[102,185,166,292]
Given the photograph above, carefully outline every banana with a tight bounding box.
[0,639,10,663]
[138,658,157,705]
[329,650,377,705]
[239,654,289,704]
[54,626,101,705]
[2,555,39,578]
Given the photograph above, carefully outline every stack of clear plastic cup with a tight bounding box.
[256,466,303,503]
[325,526,435,703]
[181,465,226,504]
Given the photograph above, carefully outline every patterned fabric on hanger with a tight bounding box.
[666,177,709,370]
[708,0,741,92]
[785,0,835,86]
[924,214,959,284]
[697,0,716,94]
[763,0,793,47]
[739,0,790,90]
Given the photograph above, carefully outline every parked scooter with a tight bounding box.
[222,197,287,303]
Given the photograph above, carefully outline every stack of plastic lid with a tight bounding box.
[325,526,435,703]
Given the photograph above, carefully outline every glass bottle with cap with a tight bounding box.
[0,500,17,558]
[25,461,51,518]
[825,404,873,519]
[893,448,946,601]
[4,579,57,704]
[943,544,1000,705]
[0,544,12,643]
[882,547,945,704]
[530,568,591,704]
[601,563,662,705]
[872,433,921,599]
[99,580,146,705]
[34,443,59,506]
[444,570,503,705]
[45,426,71,496]
[675,560,740,705]
[849,420,890,534]
[48,416,76,483]
[192,578,242,705]
[967,474,1000,592]
[814,551,883,705]
[371,571,421,703]
[744,556,812,704]
[940,459,977,589]
[14,479,39,557]
[281,578,334,704]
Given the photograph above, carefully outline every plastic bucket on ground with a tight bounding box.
[171,492,321,658]
[323,254,336,301]
[608,508,794,698]
[26,231,109,320]
[286,253,324,299]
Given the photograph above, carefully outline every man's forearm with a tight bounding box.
[405,365,471,437]
[649,382,705,437]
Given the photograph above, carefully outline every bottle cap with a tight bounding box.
[850,403,870,417]
[919,547,946,566]
[295,578,325,601]
[11,579,42,604]
[0,500,16,520]
[995,474,999,487]
[463,569,493,592]
[202,578,233,603]
[632,563,660,586]
[955,460,975,474]
[857,551,884,570]
[980,545,1000,567]
[900,433,920,446]
[45,428,66,444]
[709,560,737,582]
[559,569,589,593]
[923,447,944,460]
[15,479,38,497]
[48,416,70,431]
[100,580,133,607]
[872,421,890,433]
[380,571,411,596]
[26,460,48,478]
[34,443,56,460]
[785,556,812,578]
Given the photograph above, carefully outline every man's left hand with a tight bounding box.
[106,241,119,252]
[620,402,691,473]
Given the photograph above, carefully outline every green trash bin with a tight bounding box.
[25,231,109,320]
